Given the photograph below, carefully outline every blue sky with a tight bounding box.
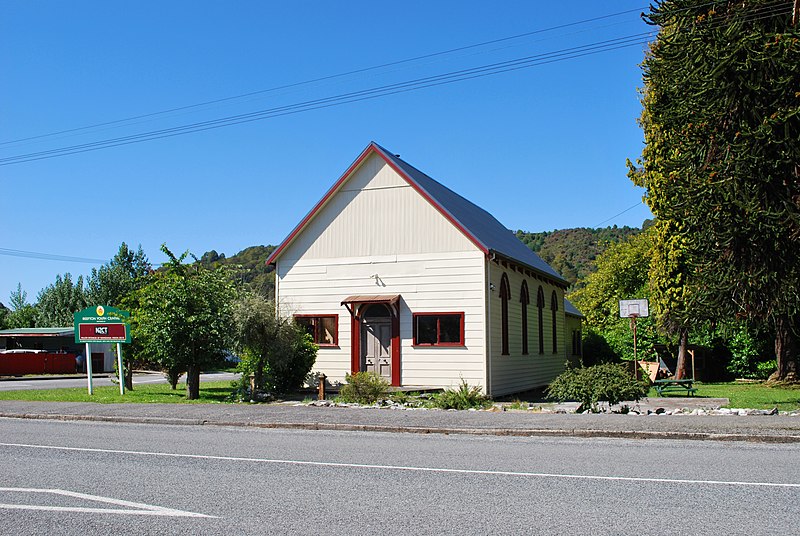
[1,0,654,304]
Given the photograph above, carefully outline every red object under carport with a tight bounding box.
[0,352,77,375]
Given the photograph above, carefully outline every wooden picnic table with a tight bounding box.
[654,378,697,397]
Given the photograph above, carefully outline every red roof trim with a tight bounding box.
[266,142,489,266]
[370,145,489,255]
[266,144,377,265]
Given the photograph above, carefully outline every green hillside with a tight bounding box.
[198,245,277,299]
[516,225,646,290]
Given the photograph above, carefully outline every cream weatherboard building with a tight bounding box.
[267,142,583,396]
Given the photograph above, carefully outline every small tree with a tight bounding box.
[233,293,316,398]
[132,245,236,399]
[4,284,37,329]
[36,273,87,327]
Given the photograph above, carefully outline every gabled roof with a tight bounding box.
[267,142,567,285]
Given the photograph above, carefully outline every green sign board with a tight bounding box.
[74,305,131,344]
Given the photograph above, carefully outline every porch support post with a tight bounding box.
[391,304,401,387]
[350,306,360,375]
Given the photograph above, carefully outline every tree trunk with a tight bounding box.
[254,362,264,394]
[124,365,133,391]
[674,327,691,379]
[769,315,799,383]
[186,364,200,400]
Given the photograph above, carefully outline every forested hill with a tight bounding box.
[516,225,645,290]
[198,245,277,298]
[196,224,646,297]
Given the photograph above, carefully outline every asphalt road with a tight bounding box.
[0,372,238,391]
[1,418,798,535]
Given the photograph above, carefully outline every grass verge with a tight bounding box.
[647,382,800,411]
[0,381,234,404]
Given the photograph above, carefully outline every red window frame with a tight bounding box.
[551,290,559,354]
[537,286,545,355]
[294,314,338,347]
[499,273,511,355]
[412,312,465,346]
[520,280,530,355]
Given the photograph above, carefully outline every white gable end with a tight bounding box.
[280,153,478,261]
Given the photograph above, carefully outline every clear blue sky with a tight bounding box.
[1,0,654,304]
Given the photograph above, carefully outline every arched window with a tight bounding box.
[520,281,530,355]
[537,286,545,355]
[499,273,510,356]
[551,290,559,354]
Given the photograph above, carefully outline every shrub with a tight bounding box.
[429,379,492,410]
[338,372,390,404]
[546,363,649,413]
[233,294,318,398]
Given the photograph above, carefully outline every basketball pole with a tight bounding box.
[630,314,639,380]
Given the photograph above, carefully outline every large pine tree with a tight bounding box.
[631,0,800,382]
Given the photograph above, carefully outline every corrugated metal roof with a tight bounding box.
[0,327,74,337]
[268,142,568,286]
[372,144,567,284]
[564,298,584,318]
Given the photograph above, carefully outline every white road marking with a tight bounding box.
[0,487,216,518]
[2,442,798,489]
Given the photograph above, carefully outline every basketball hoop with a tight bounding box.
[619,300,649,367]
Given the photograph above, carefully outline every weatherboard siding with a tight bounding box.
[487,261,568,396]
[279,153,476,262]
[277,251,487,387]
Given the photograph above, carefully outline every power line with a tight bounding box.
[595,201,645,227]
[0,6,648,148]
[1,1,785,166]
[0,32,655,166]
[0,248,108,264]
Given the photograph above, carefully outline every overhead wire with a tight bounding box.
[0,248,108,264]
[594,201,646,227]
[2,3,788,166]
[2,0,746,150]
[0,6,648,148]
[0,32,656,166]
[3,0,778,166]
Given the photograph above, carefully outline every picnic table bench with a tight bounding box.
[654,378,697,397]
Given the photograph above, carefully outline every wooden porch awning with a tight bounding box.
[340,295,400,307]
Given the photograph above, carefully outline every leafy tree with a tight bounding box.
[87,243,150,307]
[35,274,87,327]
[233,292,317,397]
[9,283,28,311]
[131,245,236,399]
[2,284,38,329]
[570,231,663,361]
[648,219,696,378]
[631,0,800,382]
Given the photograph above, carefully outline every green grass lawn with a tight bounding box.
[0,380,235,404]
[647,381,800,411]
[2,378,798,411]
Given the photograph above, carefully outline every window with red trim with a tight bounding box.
[413,313,464,346]
[537,286,545,355]
[294,315,338,346]
[550,291,559,354]
[499,273,510,355]
[520,280,530,355]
